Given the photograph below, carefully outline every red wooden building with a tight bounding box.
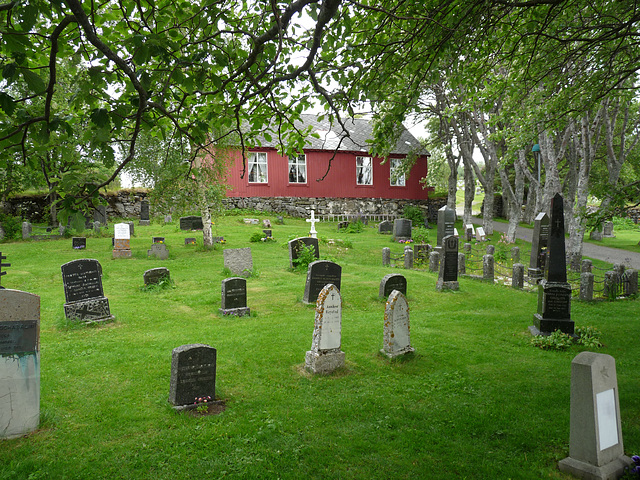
[224,114,430,203]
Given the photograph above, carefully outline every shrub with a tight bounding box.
[413,226,429,244]
[292,244,317,272]
[402,205,424,226]
[0,213,21,240]
[344,221,364,233]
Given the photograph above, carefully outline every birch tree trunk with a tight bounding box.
[539,125,572,211]
[193,153,214,247]
[463,158,475,227]
[498,150,526,243]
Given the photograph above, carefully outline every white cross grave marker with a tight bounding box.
[306,210,319,238]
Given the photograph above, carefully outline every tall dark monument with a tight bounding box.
[530,193,574,336]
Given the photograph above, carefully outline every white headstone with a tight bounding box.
[305,284,345,374]
[453,227,459,237]
[306,210,319,239]
[382,290,414,358]
[114,223,130,240]
[475,226,486,242]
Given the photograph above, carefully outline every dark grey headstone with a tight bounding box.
[303,260,342,304]
[185,237,197,245]
[152,237,165,244]
[379,274,407,299]
[393,218,412,240]
[547,193,567,283]
[72,237,86,250]
[144,267,170,286]
[140,201,150,221]
[61,259,104,303]
[179,216,204,230]
[219,277,250,316]
[378,220,393,234]
[528,212,550,280]
[94,205,107,225]
[168,344,216,407]
[263,229,272,238]
[437,205,456,248]
[436,235,459,291]
[288,237,319,268]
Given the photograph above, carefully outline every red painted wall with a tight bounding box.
[224,148,430,200]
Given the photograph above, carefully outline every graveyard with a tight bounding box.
[1,212,640,479]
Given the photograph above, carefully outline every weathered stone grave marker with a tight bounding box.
[139,200,150,226]
[94,205,107,226]
[303,260,342,304]
[393,218,412,242]
[305,284,345,374]
[0,289,40,439]
[558,352,633,479]
[465,224,475,241]
[72,237,86,250]
[184,237,197,246]
[223,247,253,277]
[61,259,114,323]
[436,235,459,291]
[382,290,414,359]
[531,194,574,336]
[378,220,393,234]
[113,222,132,259]
[603,220,615,238]
[528,212,550,281]
[168,344,217,409]
[179,216,203,230]
[288,237,319,269]
[143,267,170,286]
[379,273,407,299]
[147,243,169,260]
[219,277,250,317]
[475,226,486,242]
[437,205,456,247]
[152,237,165,244]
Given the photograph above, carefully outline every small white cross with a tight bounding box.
[306,210,319,238]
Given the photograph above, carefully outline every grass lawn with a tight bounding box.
[1,213,639,480]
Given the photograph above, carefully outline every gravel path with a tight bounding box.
[466,217,640,270]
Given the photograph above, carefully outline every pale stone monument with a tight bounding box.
[306,210,319,239]
[0,289,40,439]
[305,284,345,374]
[113,222,132,259]
[558,352,633,479]
[381,290,414,359]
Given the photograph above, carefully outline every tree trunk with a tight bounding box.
[463,158,475,227]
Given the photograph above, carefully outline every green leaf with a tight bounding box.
[21,69,46,93]
[90,108,111,128]
[0,92,16,116]
[2,63,17,81]
[35,123,50,145]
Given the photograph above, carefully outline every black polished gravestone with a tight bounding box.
[531,193,574,336]
[139,200,150,226]
[288,237,319,268]
[436,205,456,248]
[303,260,342,304]
[528,212,550,282]
[436,235,459,291]
[379,273,407,299]
[168,344,217,408]
[219,277,250,317]
[179,216,204,231]
[61,259,114,323]
[72,237,86,250]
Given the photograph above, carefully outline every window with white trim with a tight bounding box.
[390,158,406,186]
[288,154,307,183]
[356,156,373,185]
[248,152,268,183]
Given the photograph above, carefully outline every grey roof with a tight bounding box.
[253,114,428,156]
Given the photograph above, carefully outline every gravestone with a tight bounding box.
[113,222,132,259]
[212,236,225,244]
[139,201,150,226]
[126,221,135,236]
[558,352,633,479]
[305,284,345,374]
[378,220,393,234]
[262,219,271,228]
[0,224,4,241]
[144,267,170,286]
[436,235,459,291]
[72,237,86,250]
[381,290,414,359]
[465,224,475,242]
[0,252,10,288]
[179,215,203,230]
[94,205,107,225]
[393,218,412,242]
[243,218,259,225]
[168,344,217,408]
[223,247,253,277]
[147,243,169,260]
[276,216,284,225]
[164,215,172,223]
[22,221,31,240]
[379,273,407,299]
[603,221,615,238]
[531,194,574,336]
[590,227,604,241]
[303,260,342,304]
[92,221,101,234]
[306,210,320,238]
[219,277,250,317]
[475,226,486,242]
[436,205,456,247]
[185,238,197,246]
[528,212,550,281]
[382,247,391,266]
[61,259,114,323]
[263,229,272,238]
[0,289,40,439]
[153,237,165,244]
[453,227,459,237]
[337,221,350,231]
[288,237,319,268]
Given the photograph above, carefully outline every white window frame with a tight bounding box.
[288,154,307,184]
[248,152,268,183]
[390,158,406,186]
[356,156,373,185]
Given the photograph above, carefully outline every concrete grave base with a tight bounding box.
[436,280,459,291]
[380,346,414,360]
[112,249,132,259]
[64,297,114,324]
[139,220,151,226]
[305,350,345,375]
[558,455,633,480]
[219,307,250,317]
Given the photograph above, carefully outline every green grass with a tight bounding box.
[1,214,639,479]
